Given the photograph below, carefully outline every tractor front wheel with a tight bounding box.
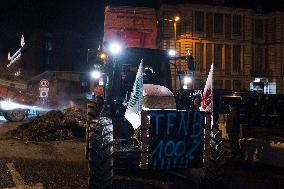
[88,117,113,189]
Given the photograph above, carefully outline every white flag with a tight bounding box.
[200,64,213,112]
[124,60,143,129]
[21,35,25,47]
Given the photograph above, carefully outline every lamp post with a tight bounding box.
[174,16,180,93]
[87,49,97,66]
[164,16,180,93]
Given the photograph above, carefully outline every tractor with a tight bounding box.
[86,47,225,189]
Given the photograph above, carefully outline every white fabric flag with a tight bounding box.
[124,60,143,129]
[200,64,213,112]
[21,35,25,47]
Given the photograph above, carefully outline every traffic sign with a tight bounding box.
[40,79,49,87]
[39,87,49,98]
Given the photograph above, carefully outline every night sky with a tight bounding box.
[0,0,282,56]
[0,0,156,55]
[0,0,104,53]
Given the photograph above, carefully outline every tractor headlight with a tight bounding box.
[91,70,102,79]
[183,76,192,84]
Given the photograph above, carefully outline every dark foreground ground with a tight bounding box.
[0,119,284,189]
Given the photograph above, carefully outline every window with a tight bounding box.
[195,11,204,32]
[232,15,242,35]
[195,43,204,71]
[214,13,223,33]
[214,44,223,71]
[271,18,276,33]
[252,47,265,75]
[206,43,213,72]
[225,80,231,90]
[271,18,276,41]
[255,47,264,68]
[232,45,241,73]
[180,20,191,34]
[195,79,204,89]
[45,38,52,51]
[214,80,223,89]
[255,19,264,39]
[233,80,242,90]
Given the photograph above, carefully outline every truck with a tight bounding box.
[0,71,89,122]
[0,79,34,121]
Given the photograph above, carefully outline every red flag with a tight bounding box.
[200,64,213,112]
[187,49,192,55]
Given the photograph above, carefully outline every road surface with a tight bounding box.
[0,118,284,189]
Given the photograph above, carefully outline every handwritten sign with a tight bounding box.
[148,111,204,170]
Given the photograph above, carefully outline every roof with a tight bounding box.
[28,71,86,83]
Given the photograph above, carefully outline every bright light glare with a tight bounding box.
[174,16,180,22]
[184,76,192,84]
[0,100,49,111]
[254,78,261,82]
[168,49,176,57]
[91,70,101,79]
[0,100,27,110]
[109,42,122,55]
[99,79,104,86]
[99,53,107,60]
[183,85,188,90]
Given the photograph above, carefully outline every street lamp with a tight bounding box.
[164,16,180,93]
[174,16,180,22]
[87,49,97,65]
[173,15,180,67]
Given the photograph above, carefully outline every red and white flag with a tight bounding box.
[186,49,191,56]
[200,64,213,112]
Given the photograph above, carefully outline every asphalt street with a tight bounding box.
[0,117,284,189]
[0,118,197,189]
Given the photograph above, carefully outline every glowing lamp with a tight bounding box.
[109,42,122,55]
[168,49,176,57]
[91,70,101,79]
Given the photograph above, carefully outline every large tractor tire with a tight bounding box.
[89,118,113,189]
[86,100,97,160]
[201,124,226,187]
[3,109,26,122]
[87,100,113,189]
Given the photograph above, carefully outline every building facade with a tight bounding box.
[158,2,284,93]
[6,31,86,81]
